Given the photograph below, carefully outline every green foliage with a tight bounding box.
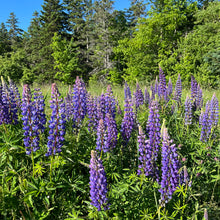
[114,0,198,83]
[51,33,82,84]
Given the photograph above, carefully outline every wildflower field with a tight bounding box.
[0,71,219,220]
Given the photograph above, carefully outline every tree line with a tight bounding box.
[0,0,219,87]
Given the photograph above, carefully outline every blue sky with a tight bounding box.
[0,0,134,31]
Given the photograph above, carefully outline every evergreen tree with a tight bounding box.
[0,22,11,55]
[37,0,68,81]
[6,12,23,48]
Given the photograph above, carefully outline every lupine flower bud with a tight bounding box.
[89,150,109,211]
[46,83,66,156]
[184,96,192,125]
[159,126,180,204]
[8,77,21,109]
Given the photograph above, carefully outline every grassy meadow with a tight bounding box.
[0,76,220,219]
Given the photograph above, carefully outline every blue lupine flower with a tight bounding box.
[87,93,98,132]
[89,150,109,211]
[124,81,132,100]
[159,126,180,204]
[46,83,66,156]
[65,85,74,121]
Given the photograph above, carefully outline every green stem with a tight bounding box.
[31,151,35,178]
[154,187,161,220]
[50,155,54,183]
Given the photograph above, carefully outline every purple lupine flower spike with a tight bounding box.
[195,84,203,110]
[96,119,107,152]
[200,101,211,142]
[21,84,40,154]
[105,113,118,151]
[155,77,159,95]
[89,150,109,211]
[137,126,148,175]
[191,75,198,101]
[8,77,21,109]
[97,93,105,120]
[158,66,167,100]
[1,76,18,124]
[167,78,173,97]
[145,100,160,181]
[184,96,192,125]
[33,88,46,133]
[124,81,132,100]
[72,76,87,127]
[121,98,135,145]
[65,85,74,121]
[144,87,150,106]
[134,82,144,109]
[209,93,219,127]
[105,85,116,119]
[46,83,66,156]
[174,74,182,105]
[204,208,208,220]
[87,93,98,132]
[159,126,180,205]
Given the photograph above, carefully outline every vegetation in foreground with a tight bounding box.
[0,72,219,219]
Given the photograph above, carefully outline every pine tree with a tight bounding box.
[0,22,11,55]
[6,12,23,48]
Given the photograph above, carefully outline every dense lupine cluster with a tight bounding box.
[89,150,109,211]
[46,83,66,156]
[159,126,180,204]
[0,72,219,217]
